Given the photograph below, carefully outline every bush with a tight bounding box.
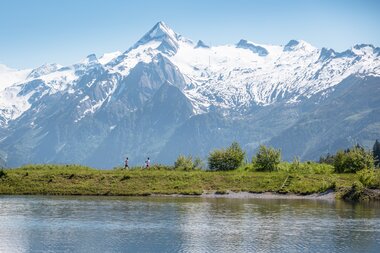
[0,169,7,179]
[319,153,335,165]
[373,139,380,167]
[278,160,334,175]
[334,146,374,173]
[342,181,365,201]
[254,145,281,171]
[357,169,376,188]
[208,142,245,171]
[193,157,205,170]
[290,157,301,171]
[310,163,334,174]
[174,155,195,171]
[174,155,205,171]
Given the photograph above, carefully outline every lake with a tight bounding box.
[0,196,379,252]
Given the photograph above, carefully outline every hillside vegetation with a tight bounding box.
[0,163,379,201]
[1,142,379,201]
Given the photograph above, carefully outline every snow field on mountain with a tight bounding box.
[0,22,379,126]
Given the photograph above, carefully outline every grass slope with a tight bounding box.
[1,163,379,199]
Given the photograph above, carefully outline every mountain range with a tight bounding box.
[0,21,379,168]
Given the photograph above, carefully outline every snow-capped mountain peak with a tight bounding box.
[195,40,210,49]
[27,63,62,79]
[141,21,178,42]
[133,21,180,50]
[108,22,186,70]
[283,39,316,52]
[129,21,194,56]
[318,47,336,61]
[98,51,122,65]
[1,21,379,127]
[0,64,31,90]
[74,54,102,73]
[0,21,379,168]
[352,44,379,56]
[236,39,269,56]
[81,54,99,65]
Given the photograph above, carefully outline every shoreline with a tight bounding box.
[0,191,337,201]
[202,190,336,200]
[152,190,336,200]
[1,189,379,202]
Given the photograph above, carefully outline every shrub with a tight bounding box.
[319,153,335,165]
[208,142,245,171]
[373,139,380,167]
[311,163,334,174]
[357,169,376,188]
[193,157,205,170]
[290,157,301,171]
[333,151,346,173]
[208,150,225,171]
[342,181,365,201]
[254,145,281,171]
[174,155,205,171]
[0,169,7,179]
[334,146,375,173]
[174,155,194,171]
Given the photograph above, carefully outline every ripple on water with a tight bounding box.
[0,196,379,253]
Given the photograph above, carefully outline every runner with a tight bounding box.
[124,157,129,169]
[145,157,150,168]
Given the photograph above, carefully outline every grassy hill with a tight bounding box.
[1,164,379,201]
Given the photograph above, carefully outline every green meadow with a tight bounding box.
[1,163,379,201]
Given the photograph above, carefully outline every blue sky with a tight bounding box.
[0,0,379,69]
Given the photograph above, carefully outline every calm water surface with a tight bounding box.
[0,196,379,253]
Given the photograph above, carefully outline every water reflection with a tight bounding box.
[0,196,379,253]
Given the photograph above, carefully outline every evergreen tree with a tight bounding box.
[355,143,365,151]
[373,139,380,167]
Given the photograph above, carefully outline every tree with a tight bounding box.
[373,139,380,167]
[228,142,246,165]
[334,145,375,173]
[254,145,281,171]
[208,142,245,171]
